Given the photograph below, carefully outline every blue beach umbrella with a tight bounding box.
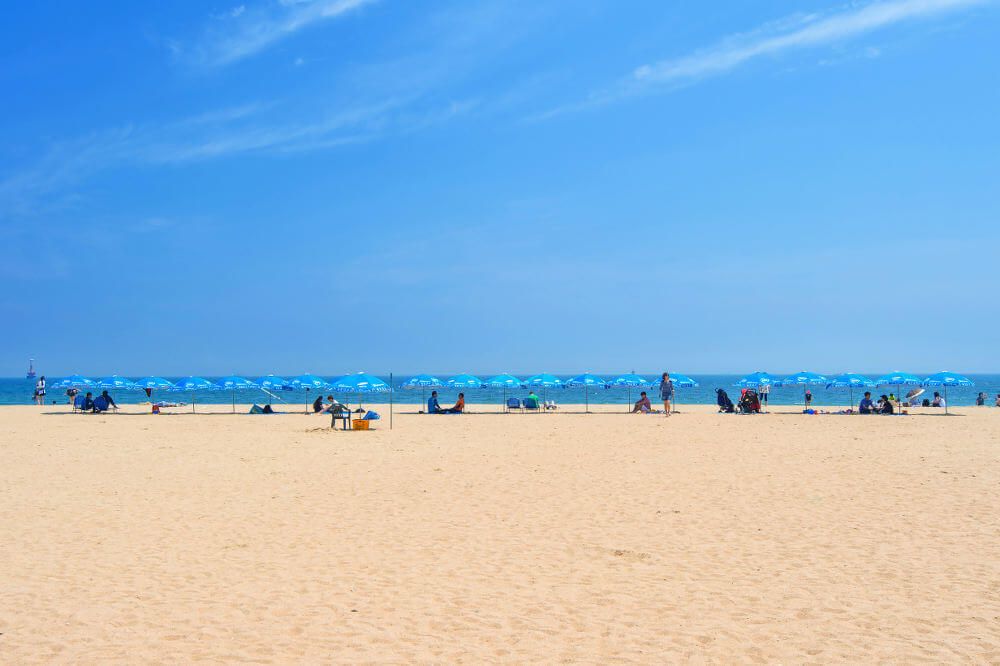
[447,373,484,389]
[256,375,289,391]
[667,373,699,413]
[95,375,135,390]
[216,375,256,413]
[172,376,215,412]
[922,371,973,415]
[875,371,922,412]
[736,372,778,388]
[779,371,828,406]
[330,372,390,409]
[606,373,651,412]
[132,376,174,406]
[255,375,290,406]
[668,373,699,388]
[133,376,174,390]
[50,374,95,390]
[484,374,523,411]
[524,373,562,406]
[565,373,606,413]
[402,374,445,404]
[289,373,330,412]
[826,373,876,409]
[402,374,445,389]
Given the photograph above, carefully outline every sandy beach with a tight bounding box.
[2,403,998,663]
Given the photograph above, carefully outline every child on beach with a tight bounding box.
[805,389,813,408]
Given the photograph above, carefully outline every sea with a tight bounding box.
[3,375,999,408]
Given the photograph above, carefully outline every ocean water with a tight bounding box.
[4,375,999,408]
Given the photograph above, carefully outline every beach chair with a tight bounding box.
[506,397,522,412]
[523,397,541,412]
[72,394,87,413]
[329,404,352,430]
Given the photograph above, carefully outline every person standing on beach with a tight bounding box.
[659,372,673,416]
[759,382,770,412]
[34,375,46,405]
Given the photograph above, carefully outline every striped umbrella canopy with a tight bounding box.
[50,374,95,390]
[95,375,135,390]
[565,373,606,413]
[447,373,484,389]
[922,371,973,414]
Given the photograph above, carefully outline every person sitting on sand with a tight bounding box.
[427,390,443,414]
[95,390,118,412]
[82,391,95,412]
[995,394,1000,407]
[312,394,325,413]
[877,394,894,414]
[632,391,652,413]
[931,392,946,408]
[445,393,465,414]
[859,392,875,414]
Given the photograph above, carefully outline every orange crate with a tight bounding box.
[351,419,370,430]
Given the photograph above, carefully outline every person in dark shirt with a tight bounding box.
[427,390,443,414]
[82,392,95,411]
[312,394,325,412]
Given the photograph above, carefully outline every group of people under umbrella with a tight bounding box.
[45,369,974,416]
[733,370,974,415]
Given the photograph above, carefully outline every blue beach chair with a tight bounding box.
[523,396,541,412]
[506,397,522,412]
[72,394,87,412]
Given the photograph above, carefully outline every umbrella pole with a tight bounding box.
[849,387,853,412]
[945,386,949,415]
[232,389,236,414]
[390,373,393,430]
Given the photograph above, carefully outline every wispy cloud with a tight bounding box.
[189,0,378,67]
[538,0,989,118]
[634,0,985,84]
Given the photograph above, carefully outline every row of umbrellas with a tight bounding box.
[49,373,390,413]
[736,370,974,414]
[400,372,698,390]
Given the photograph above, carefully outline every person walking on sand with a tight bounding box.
[659,372,673,416]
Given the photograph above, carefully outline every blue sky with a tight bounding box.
[2,0,998,376]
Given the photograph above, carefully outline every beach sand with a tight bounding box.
[2,403,998,663]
